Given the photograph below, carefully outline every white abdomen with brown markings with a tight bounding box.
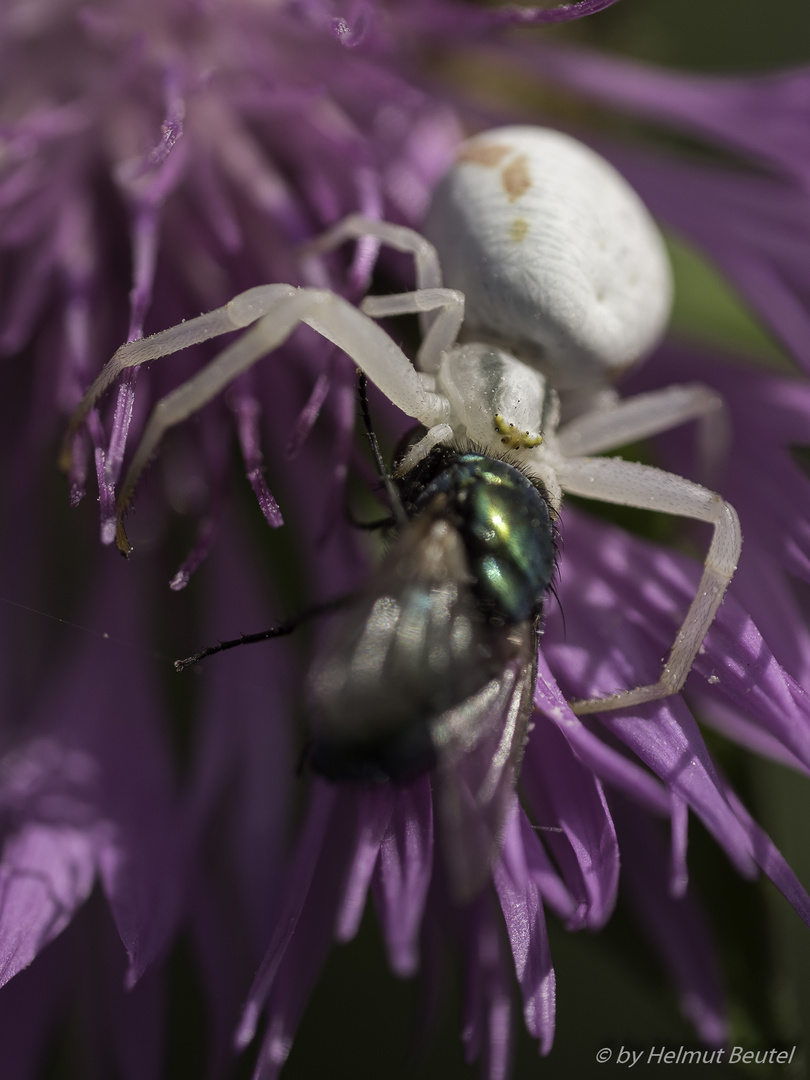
[423,126,672,391]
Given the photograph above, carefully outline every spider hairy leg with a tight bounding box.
[558,455,742,714]
[59,285,297,471]
[107,289,450,553]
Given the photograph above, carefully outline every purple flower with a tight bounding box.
[1,2,810,1078]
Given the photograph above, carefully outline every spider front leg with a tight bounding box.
[65,286,452,554]
[59,284,300,470]
[556,455,742,715]
[361,289,464,373]
[307,215,443,291]
[308,216,454,371]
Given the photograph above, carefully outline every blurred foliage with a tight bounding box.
[666,235,796,373]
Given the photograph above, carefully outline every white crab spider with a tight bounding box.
[62,126,741,716]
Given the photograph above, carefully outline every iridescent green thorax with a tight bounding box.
[398,447,556,623]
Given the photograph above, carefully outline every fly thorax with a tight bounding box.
[406,452,557,625]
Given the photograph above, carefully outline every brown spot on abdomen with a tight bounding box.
[502,154,531,202]
[458,142,510,167]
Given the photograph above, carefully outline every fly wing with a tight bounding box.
[431,623,537,903]
[309,496,538,901]
[308,500,513,779]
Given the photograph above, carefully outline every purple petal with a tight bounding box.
[613,799,728,1045]
[168,514,224,592]
[231,388,284,528]
[432,0,622,35]
[335,786,394,943]
[0,564,181,992]
[188,873,253,1080]
[494,809,556,1054]
[521,689,620,929]
[185,524,297,950]
[622,348,810,698]
[237,839,327,1046]
[167,411,231,589]
[0,220,60,354]
[612,152,810,373]
[648,346,810,589]
[691,596,810,775]
[95,907,168,1080]
[720,784,810,927]
[460,896,515,1080]
[97,86,189,538]
[669,793,689,899]
[371,775,434,976]
[285,359,334,461]
[85,602,182,988]
[547,505,810,808]
[0,917,69,1079]
[0,820,96,988]
[236,781,354,1068]
[535,651,669,815]
[97,371,138,544]
[247,800,358,1080]
[124,201,161,342]
[600,701,758,880]
[518,814,577,925]
[699,701,810,773]
[523,46,810,186]
[315,364,360,547]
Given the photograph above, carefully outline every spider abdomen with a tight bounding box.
[423,126,672,391]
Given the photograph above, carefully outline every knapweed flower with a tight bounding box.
[2,1,810,1078]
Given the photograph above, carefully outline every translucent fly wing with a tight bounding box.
[308,493,539,901]
[307,501,530,784]
[431,629,537,903]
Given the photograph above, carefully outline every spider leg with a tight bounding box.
[392,423,456,476]
[557,383,729,487]
[306,214,443,290]
[361,288,464,373]
[556,455,741,714]
[59,283,302,468]
[307,215,449,364]
[104,288,449,553]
